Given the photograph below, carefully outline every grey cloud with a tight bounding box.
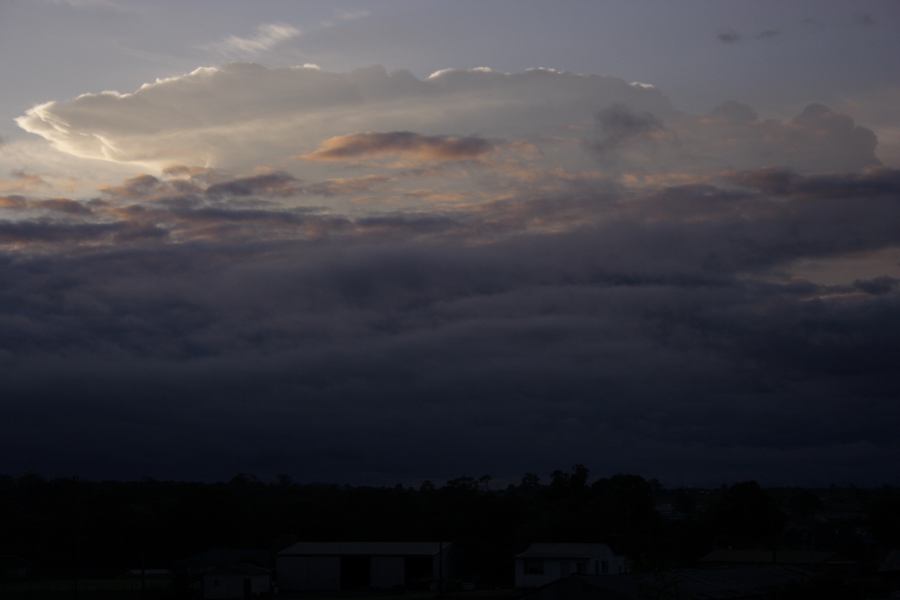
[205,172,304,198]
[590,103,665,159]
[1,168,900,482]
[717,29,742,44]
[855,276,899,295]
[754,29,781,40]
[35,198,94,215]
[672,103,879,174]
[304,175,391,197]
[718,28,780,44]
[304,131,495,162]
[0,220,119,243]
[710,101,758,123]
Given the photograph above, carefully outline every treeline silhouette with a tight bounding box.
[2,466,899,585]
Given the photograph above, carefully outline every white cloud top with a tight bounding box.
[16,63,880,175]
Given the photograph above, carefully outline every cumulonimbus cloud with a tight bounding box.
[15,63,881,179]
[13,63,671,169]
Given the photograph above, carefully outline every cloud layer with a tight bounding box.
[16,64,880,176]
[3,63,898,484]
[1,162,900,483]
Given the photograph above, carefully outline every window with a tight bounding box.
[601,560,609,574]
[524,559,544,575]
[575,561,587,574]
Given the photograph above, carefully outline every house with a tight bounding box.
[201,563,272,600]
[277,541,453,592]
[514,543,626,588]
[175,547,273,598]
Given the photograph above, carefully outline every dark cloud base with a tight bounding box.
[2,169,900,485]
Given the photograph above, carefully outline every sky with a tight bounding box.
[1,0,900,485]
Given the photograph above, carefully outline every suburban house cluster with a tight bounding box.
[180,541,625,598]
[170,540,900,600]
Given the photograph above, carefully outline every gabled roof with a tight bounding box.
[516,543,615,559]
[278,542,449,557]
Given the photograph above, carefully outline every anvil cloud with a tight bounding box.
[16,64,879,175]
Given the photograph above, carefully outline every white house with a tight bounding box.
[201,563,272,599]
[514,543,626,588]
[277,542,453,592]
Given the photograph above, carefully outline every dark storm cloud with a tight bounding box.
[304,175,391,197]
[717,28,780,44]
[2,168,900,483]
[35,198,94,216]
[304,131,496,162]
[754,29,781,40]
[855,276,899,295]
[103,174,164,199]
[589,104,664,159]
[717,29,742,44]
[205,172,304,198]
[0,220,119,243]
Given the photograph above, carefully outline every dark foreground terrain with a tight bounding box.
[2,467,900,598]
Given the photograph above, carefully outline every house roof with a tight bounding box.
[516,543,615,559]
[278,542,449,557]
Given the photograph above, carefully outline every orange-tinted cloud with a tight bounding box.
[303,131,495,162]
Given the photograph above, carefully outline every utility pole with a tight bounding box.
[438,541,444,597]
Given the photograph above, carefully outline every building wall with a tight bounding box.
[202,574,270,599]
[371,556,405,589]
[514,552,627,588]
[515,558,566,588]
[277,556,341,591]
[278,552,451,592]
